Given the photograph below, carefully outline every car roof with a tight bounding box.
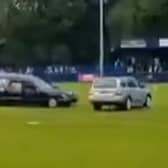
[0,72,36,82]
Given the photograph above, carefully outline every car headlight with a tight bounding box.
[66,91,76,96]
[71,91,78,97]
[61,94,69,99]
[67,91,73,95]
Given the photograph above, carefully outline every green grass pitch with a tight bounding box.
[0,83,167,168]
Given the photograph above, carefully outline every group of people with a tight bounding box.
[0,65,78,75]
[0,58,164,76]
[114,57,163,74]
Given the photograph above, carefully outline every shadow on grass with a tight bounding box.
[0,103,75,109]
[94,106,151,113]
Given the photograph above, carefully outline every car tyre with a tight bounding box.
[48,98,58,108]
[65,102,71,107]
[144,96,152,108]
[124,97,132,111]
[93,103,102,111]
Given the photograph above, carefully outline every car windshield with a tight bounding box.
[94,79,117,89]
[32,77,53,90]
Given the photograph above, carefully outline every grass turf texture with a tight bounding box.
[0,83,167,168]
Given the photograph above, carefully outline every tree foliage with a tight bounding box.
[0,0,167,65]
[0,0,87,65]
[107,0,168,45]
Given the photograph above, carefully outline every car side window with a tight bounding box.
[127,80,137,88]
[23,82,37,94]
[120,81,126,88]
[7,81,22,94]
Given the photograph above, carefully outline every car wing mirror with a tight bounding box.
[139,83,146,88]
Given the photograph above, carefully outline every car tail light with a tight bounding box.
[89,89,94,94]
[89,92,93,96]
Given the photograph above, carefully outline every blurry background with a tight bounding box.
[0,0,167,82]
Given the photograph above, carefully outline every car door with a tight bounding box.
[5,80,23,105]
[22,81,48,106]
[137,81,148,104]
[127,79,140,106]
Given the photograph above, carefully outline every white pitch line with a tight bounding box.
[26,121,41,126]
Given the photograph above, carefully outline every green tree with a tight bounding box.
[1,0,87,65]
[106,0,168,45]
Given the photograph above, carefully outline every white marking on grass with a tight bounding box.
[26,121,41,126]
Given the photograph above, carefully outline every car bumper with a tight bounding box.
[59,96,78,104]
[71,97,78,103]
[89,95,125,105]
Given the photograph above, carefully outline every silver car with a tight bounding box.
[89,77,152,111]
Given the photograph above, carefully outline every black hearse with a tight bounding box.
[0,73,78,107]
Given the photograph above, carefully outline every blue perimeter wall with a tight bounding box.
[31,66,168,83]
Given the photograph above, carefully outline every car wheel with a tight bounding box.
[124,98,132,111]
[144,96,152,108]
[93,103,102,111]
[48,98,58,108]
[65,102,71,107]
